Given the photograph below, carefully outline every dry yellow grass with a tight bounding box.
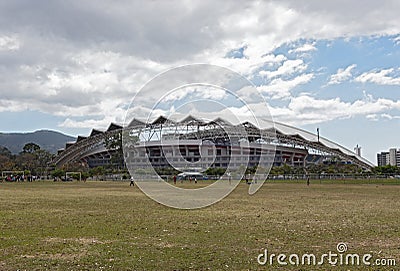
[0,180,399,270]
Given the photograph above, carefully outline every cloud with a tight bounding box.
[366,113,400,121]
[212,53,287,78]
[59,118,116,130]
[259,59,307,79]
[0,50,168,118]
[394,35,400,45]
[366,114,378,121]
[289,43,317,54]
[269,94,400,125]
[257,73,314,99]
[380,113,400,120]
[163,85,227,102]
[0,1,399,130]
[165,91,400,128]
[328,64,357,85]
[0,35,20,51]
[355,68,400,85]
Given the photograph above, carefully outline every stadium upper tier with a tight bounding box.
[53,115,374,169]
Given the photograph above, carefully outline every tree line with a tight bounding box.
[1,141,399,180]
[0,143,53,177]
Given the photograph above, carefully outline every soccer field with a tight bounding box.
[0,181,399,270]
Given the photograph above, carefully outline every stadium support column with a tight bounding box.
[291,152,295,166]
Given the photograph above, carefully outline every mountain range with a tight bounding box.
[0,130,76,154]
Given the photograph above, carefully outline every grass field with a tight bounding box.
[0,180,399,270]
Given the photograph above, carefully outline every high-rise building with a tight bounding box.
[397,151,400,167]
[389,148,398,166]
[377,148,400,167]
[377,152,390,166]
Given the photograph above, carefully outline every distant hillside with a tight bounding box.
[0,130,76,154]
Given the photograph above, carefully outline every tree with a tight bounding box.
[0,146,14,170]
[154,166,180,176]
[51,169,65,180]
[281,164,292,178]
[0,154,15,171]
[0,146,12,158]
[372,165,399,175]
[245,166,258,175]
[81,172,90,181]
[35,149,54,177]
[204,167,226,177]
[90,166,106,181]
[22,142,40,154]
[16,143,53,176]
[15,152,37,174]
[270,166,283,176]
[104,131,124,170]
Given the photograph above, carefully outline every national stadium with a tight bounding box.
[53,115,374,174]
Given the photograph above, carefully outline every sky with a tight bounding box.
[0,0,399,164]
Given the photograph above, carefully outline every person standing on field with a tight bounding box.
[130,176,135,186]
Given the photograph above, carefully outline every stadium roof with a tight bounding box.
[127,118,145,128]
[89,129,103,137]
[107,123,123,132]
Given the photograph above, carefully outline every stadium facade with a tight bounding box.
[53,115,374,171]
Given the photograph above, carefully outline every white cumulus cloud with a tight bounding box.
[258,73,314,99]
[270,94,400,125]
[355,68,400,85]
[259,59,307,79]
[328,64,357,85]
[289,43,317,54]
[0,35,20,51]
